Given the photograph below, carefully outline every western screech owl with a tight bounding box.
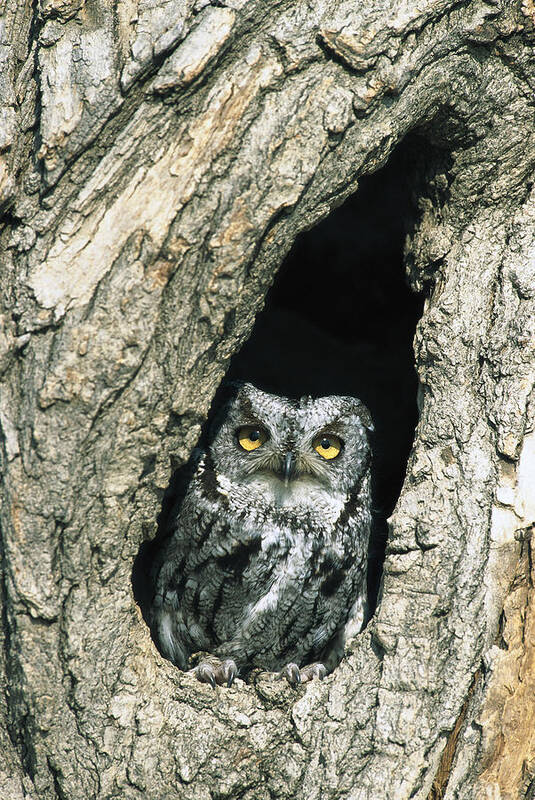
[151,382,373,686]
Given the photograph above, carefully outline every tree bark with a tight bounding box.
[1,1,534,798]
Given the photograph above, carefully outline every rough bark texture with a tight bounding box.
[1,1,534,798]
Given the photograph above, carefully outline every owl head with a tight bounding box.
[206,382,373,500]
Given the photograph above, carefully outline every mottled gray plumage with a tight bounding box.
[151,382,373,680]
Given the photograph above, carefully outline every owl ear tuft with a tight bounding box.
[343,397,374,433]
[362,413,374,433]
[354,403,374,437]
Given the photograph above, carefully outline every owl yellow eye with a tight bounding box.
[237,426,268,451]
[313,433,343,460]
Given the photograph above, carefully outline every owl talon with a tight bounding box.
[194,662,218,688]
[280,662,301,686]
[279,661,327,686]
[192,658,238,689]
[300,662,327,682]
[219,658,239,688]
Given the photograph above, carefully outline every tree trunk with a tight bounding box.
[1,1,534,798]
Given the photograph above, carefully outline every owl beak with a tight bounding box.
[283,452,296,487]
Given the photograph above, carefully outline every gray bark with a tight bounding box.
[1,1,534,798]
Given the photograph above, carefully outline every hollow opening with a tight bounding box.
[135,132,437,669]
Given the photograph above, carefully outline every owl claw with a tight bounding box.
[219,658,239,688]
[280,662,301,686]
[300,662,327,682]
[279,661,327,686]
[194,662,218,688]
[192,658,238,689]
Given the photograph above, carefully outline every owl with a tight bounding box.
[151,382,373,687]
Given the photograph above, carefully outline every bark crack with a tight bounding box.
[427,669,481,800]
